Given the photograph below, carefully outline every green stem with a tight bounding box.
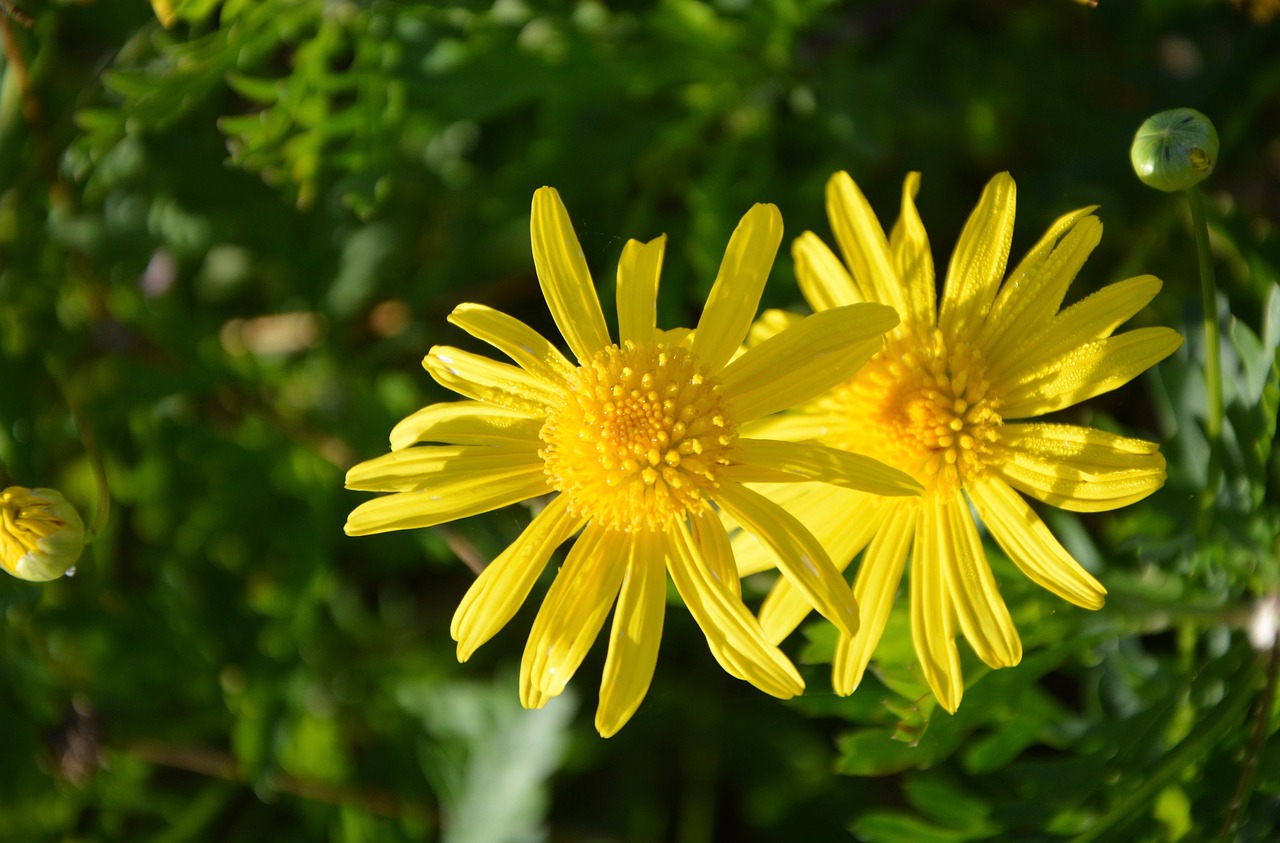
[46,359,111,540]
[1217,632,1280,841]
[1188,186,1222,537]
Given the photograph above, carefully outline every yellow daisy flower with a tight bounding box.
[1,486,85,582]
[735,171,1183,713]
[345,187,921,736]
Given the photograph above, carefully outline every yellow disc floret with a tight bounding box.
[540,340,736,532]
[824,328,1002,494]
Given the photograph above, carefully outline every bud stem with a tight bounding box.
[1187,185,1222,537]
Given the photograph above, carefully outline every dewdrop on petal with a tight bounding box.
[0,486,86,581]
[1131,108,1220,192]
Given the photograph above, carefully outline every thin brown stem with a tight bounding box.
[118,738,436,825]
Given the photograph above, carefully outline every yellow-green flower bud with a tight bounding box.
[1131,108,1220,192]
[0,486,85,581]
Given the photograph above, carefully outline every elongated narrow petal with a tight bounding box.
[732,438,922,497]
[448,303,576,385]
[757,491,888,644]
[934,494,1021,669]
[938,173,1016,340]
[992,423,1167,512]
[833,503,916,695]
[888,172,936,327]
[520,524,627,707]
[690,506,741,599]
[617,235,666,346]
[596,528,667,737]
[665,518,804,698]
[793,231,862,312]
[727,481,834,577]
[425,346,561,415]
[737,412,849,447]
[721,303,897,422]
[968,479,1105,610]
[531,187,612,363]
[452,494,585,660]
[713,480,859,637]
[909,511,964,713]
[993,276,1164,388]
[389,402,545,450]
[826,171,909,315]
[979,210,1100,364]
[999,327,1184,418]
[344,466,550,535]
[346,444,543,492]
[691,203,784,373]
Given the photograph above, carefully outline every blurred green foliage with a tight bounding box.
[1,0,1279,840]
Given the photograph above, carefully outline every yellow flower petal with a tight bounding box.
[345,444,543,492]
[665,517,804,699]
[887,172,936,327]
[727,481,823,577]
[691,203,784,373]
[979,210,1101,365]
[938,172,1016,340]
[999,327,1184,418]
[752,493,885,647]
[992,423,1167,512]
[737,412,849,447]
[909,510,964,713]
[731,438,923,497]
[447,303,576,385]
[934,493,1022,669]
[344,465,550,535]
[712,480,860,637]
[792,231,862,312]
[992,275,1165,388]
[690,505,742,600]
[616,235,666,346]
[825,171,909,315]
[721,303,898,422]
[452,494,585,661]
[520,524,627,706]
[596,528,667,737]
[833,503,916,695]
[531,186,612,363]
[389,401,544,451]
[424,346,561,415]
[968,479,1106,610]
[757,491,888,644]
[746,308,804,347]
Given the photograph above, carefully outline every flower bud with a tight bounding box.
[1131,108,1220,192]
[1,486,86,581]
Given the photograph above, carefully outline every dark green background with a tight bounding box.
[1,1,1278,840]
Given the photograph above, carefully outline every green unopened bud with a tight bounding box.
[1,486,85,581]
[1131,108,1219,192]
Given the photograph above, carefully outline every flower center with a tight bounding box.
[539,340,735,532]
[824,328,1002,494]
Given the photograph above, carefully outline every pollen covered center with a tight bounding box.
[827,328,1002,494]
[539,340,735,532]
